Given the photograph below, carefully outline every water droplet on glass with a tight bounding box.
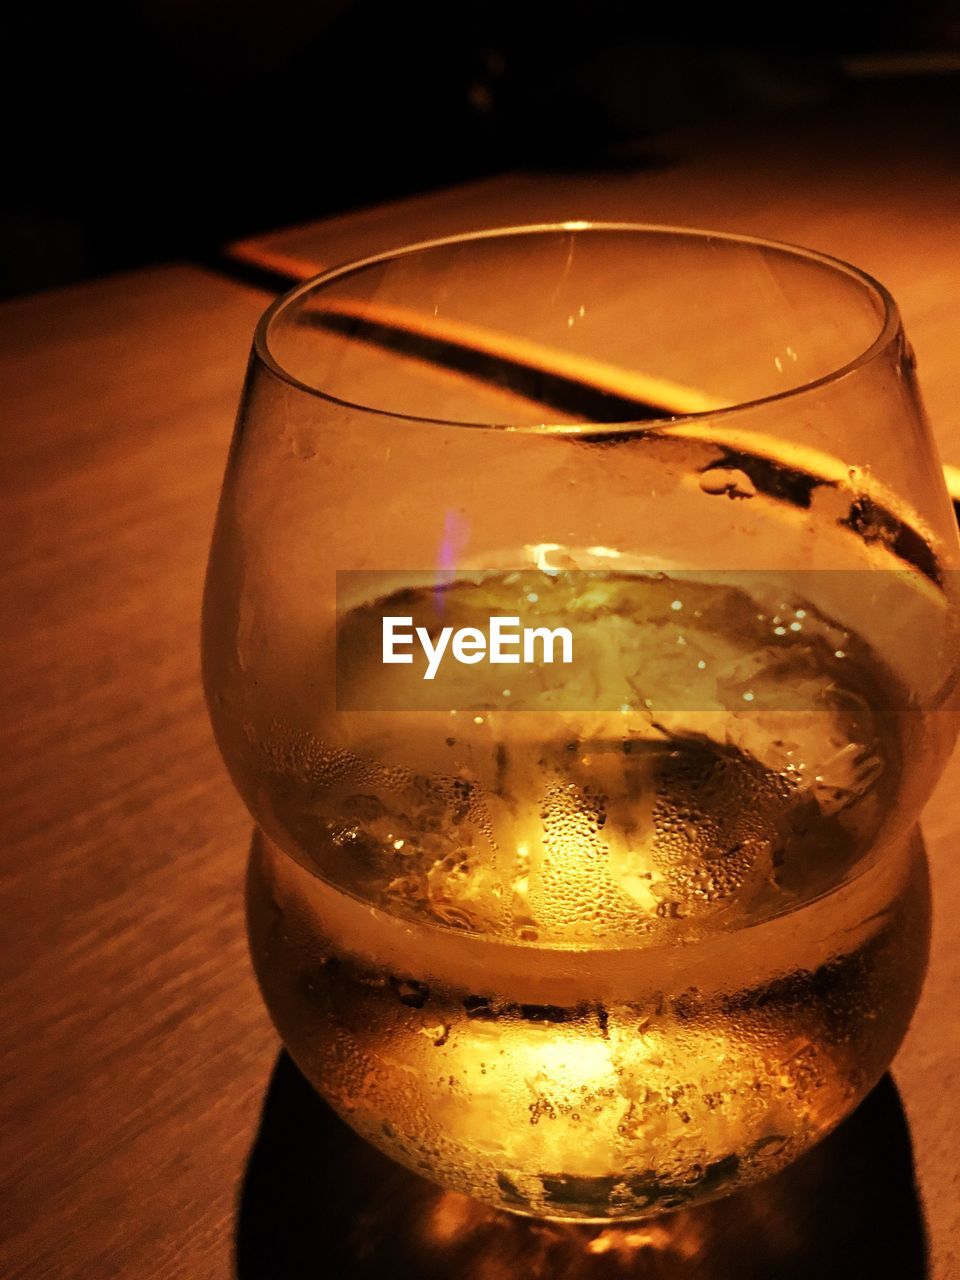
[698,467,757,499]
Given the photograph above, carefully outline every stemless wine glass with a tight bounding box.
[203,225,959,1222]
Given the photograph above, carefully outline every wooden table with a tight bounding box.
[2,77,959,1279]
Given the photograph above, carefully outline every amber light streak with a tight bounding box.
[302,295,724,417]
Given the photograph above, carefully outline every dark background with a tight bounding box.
[2,0,959,299]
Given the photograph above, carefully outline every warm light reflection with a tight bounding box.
[420,1006,819,1192]
[587,1219,704,1259]
[421,1187,711,1274]
[427,1189,496,1243]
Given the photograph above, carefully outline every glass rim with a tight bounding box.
[253,221,902,432]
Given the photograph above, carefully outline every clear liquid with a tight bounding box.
[240,574,931,1218]
[256,572,910,943]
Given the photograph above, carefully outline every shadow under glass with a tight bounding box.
[235,1052,927,1280]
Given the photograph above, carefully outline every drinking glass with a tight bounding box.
[203,225,959,1221]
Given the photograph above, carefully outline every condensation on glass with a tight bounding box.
[203,225,960,1222]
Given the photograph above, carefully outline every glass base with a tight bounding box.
[245,825,929,1222]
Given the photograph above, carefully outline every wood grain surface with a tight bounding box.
[0,268,273,1279]
[2,78,960,1280]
